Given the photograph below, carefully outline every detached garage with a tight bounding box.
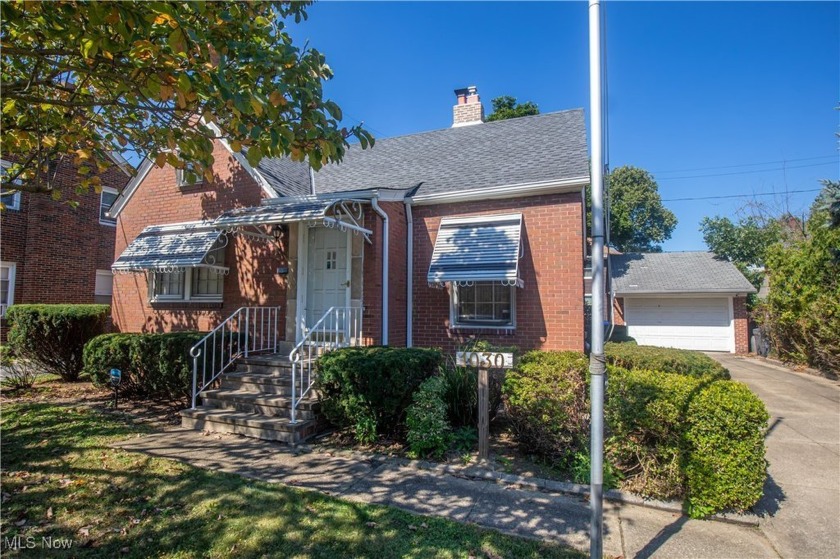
[610,252,757,353]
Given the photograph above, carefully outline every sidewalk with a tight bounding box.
[115,429,780,559]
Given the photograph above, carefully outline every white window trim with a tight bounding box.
[1,261,16,318]
[149,268,223,303]
[99,187,119,226]
[1,191,21,211]
[176,167,204,188]
[449,282,517,330]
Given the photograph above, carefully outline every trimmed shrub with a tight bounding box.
[83,332,204,400]
[6,304,110,381]
[502,351,590,462]
[683,380,770,518]
[316,346,443,442]
[606,367,769,517]
[406,376,452,459]
[605,342,730,380]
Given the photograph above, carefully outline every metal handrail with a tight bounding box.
[289,306,362,423]
[190,306,281,409]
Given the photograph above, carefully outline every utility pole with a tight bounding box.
[588,1,607,558]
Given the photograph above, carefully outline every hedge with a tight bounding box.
[502,351,590,463]
[316,346,443,443]
[6,304,110,381]
[605,342,730,380]
[606,367,769,517]
[503,349,769,517]
[83,332,204,400]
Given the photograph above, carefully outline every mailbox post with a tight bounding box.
[455,351,514,462]
[109,368,121,409]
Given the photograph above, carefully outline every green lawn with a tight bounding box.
[0,402,583,558]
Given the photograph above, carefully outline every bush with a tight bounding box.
[83,332,204,400]
[6,304,110,381]
[605,342,730,380]
[437,365,504,428]
[502,351,590,463]
[316,346,443,442]
[406,376,452,459]
[606,367,768,517]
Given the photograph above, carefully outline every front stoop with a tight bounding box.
[181,353,324,445]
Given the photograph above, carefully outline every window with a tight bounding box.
[451,282,515,329]
[176,161,203,187]
[99,187,118,225]
[149,247,225,303]
[1,191,20,211]
[94,270,114,304]
[1,262,16,318]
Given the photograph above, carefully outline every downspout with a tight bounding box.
[371,198,389,346]
[405,200,414,347]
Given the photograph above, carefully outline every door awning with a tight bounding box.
[213,196,373,242]
[427,213,524,287]
[112,222,227,274]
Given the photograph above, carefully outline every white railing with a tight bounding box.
[190,306,281,409]
[289,306,362,424]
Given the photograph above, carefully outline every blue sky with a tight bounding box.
[291,1,839,251]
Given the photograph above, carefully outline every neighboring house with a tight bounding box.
[108,86,591,353]
[0,156,132,327]
[610,252,757,353]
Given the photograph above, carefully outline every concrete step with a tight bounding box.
[181,408,320,444]
[199,388,319,420]
[220,372,318,396]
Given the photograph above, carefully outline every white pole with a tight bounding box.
[588,1,607,558]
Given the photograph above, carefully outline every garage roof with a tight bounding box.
[611,252,757,295]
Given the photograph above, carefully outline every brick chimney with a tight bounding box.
[452,85,484,127]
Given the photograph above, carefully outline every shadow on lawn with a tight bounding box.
[1,403,582,559]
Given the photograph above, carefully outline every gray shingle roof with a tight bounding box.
[254,109,589,198]
[611,252,757,295]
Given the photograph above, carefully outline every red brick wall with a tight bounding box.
[411,192,584,353]
[734,295,749,354]
[613,297,626,326]
[1,160,128,305]
[111,141,289,335]
[383,202,408,347]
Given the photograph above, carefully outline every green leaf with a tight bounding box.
[245,145,262,167]
[81,38,99,59]
[168,28,186,55]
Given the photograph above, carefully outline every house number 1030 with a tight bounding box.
[455,351,513,369]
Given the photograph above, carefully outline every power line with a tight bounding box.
[662,188,822,202]
[656,161,837,181]
[653,154,838,175]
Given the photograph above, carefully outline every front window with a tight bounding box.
[452,282,515,329]
[99,187,118,225]
[1,262,16,318]
[152,271,185,299]
[190,246,225,298]
[149,246,225,303]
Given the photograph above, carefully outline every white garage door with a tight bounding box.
[624,297,734,352]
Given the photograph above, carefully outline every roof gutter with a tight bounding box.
[371,198,389,346]
[409,176,589,206]
[405,199,413,347]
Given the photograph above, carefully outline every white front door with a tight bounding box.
[305,226,350,329]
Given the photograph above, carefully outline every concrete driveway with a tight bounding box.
[708,354,840,559]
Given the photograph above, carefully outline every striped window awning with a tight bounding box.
[112,222,227,274]
[427,213,524,287]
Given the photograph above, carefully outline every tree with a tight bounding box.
[604,165,677,252]
[0,1,373,199]
[760,183,840,373]
[814,179,840,229]
[485,96,539,122]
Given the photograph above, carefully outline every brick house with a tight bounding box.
[108,87,591,355]
[1,156,132,329]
